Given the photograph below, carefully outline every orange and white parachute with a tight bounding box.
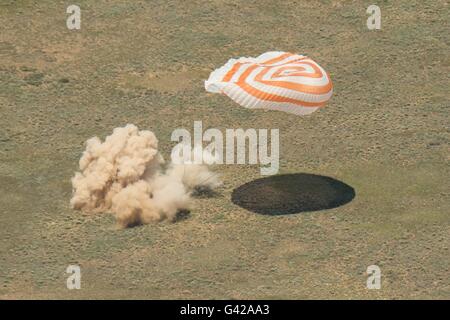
[205,51,333,115]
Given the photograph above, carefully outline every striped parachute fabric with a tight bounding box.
[205,51,333,115]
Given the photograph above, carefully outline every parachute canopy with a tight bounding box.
[205,51,333,115]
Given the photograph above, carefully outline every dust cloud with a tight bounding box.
[70,124,221,227]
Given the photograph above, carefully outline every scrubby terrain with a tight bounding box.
[0,0,448,299]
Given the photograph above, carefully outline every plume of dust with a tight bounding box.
[70,124,221,228]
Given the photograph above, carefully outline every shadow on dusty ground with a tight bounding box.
[231,173,355,215]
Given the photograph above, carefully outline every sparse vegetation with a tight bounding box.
[0,0,448,299]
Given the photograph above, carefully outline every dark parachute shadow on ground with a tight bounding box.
[231,173,355,215]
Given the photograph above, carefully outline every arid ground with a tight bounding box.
[0,0,448,299]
